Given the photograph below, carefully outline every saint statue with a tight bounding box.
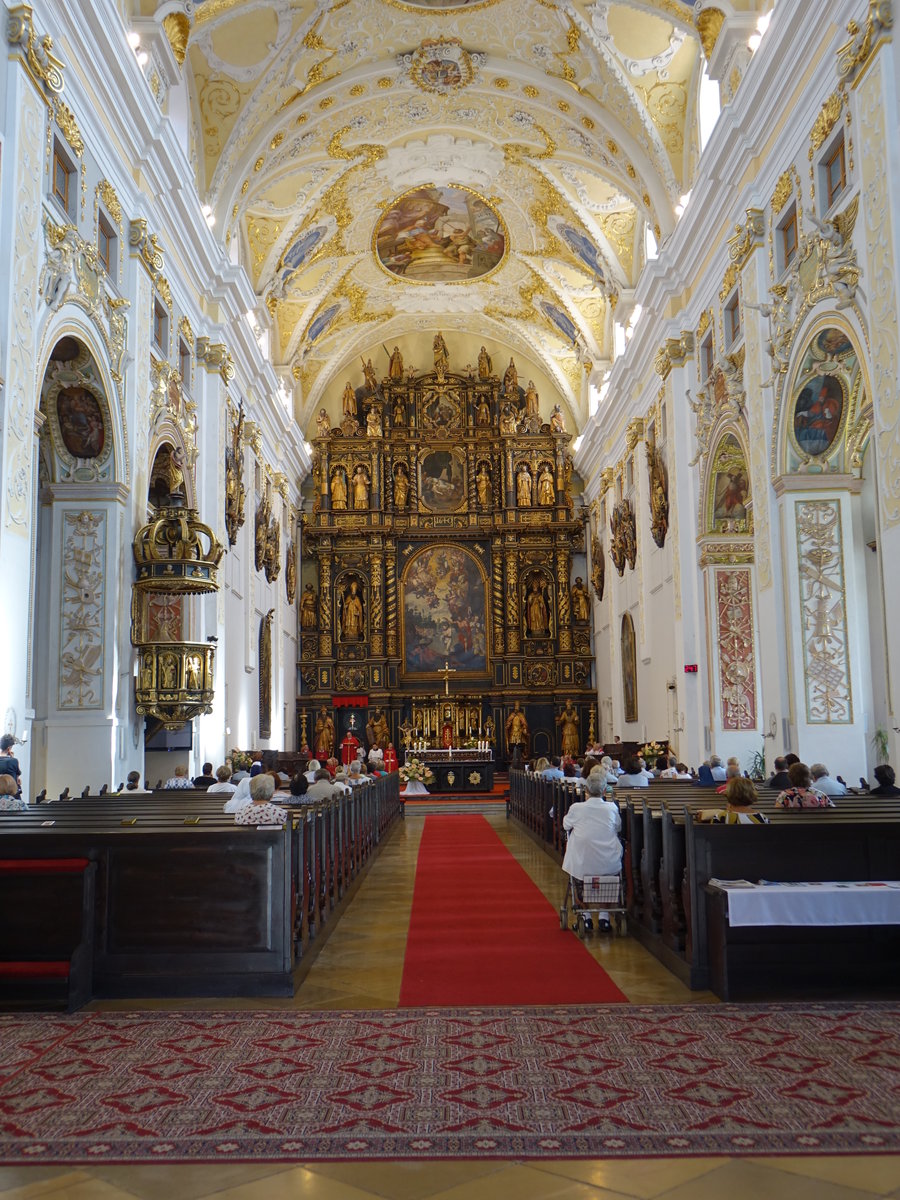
[550,404,566,433]
[331,468,347,510]
[300,582,318,629]
[503,357,518,395]
[352,465,369,510]
[393,464,409,509]
[500,404,518,435]
[389,346,403,381]
[342,382,356,417]
[373,709,391,751]
[476,463,492,507]
[525,380,539,417]
[526,577,549,637]
[505,701,529,759]
[362,358,378,393]
[537,465,555,506]
[475,397,491,426]
[341,580,364,641]
[433,332,449,377]
[366,404,382,437]
[316,408,330,436]
[556,699,580,758]
[516,465,533,507]
[185,655,202,690]
[478,346,492,379]
[392,399,406,427]
[314,705,335,759]
[365,713,377,749]
[570,576,590,623]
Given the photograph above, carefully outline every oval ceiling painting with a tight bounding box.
[375,185,506,283]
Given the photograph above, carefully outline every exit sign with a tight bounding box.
[684,664,699,673]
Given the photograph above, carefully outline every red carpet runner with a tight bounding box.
[399,814,627,1006]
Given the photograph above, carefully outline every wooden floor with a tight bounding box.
[4,810,898,1200]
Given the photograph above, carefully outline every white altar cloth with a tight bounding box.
[709,880,900,927]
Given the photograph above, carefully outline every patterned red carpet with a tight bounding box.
[399,815,627,1005]
[1,1004,898,1163]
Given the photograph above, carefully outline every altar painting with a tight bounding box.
[792,374,845,458]
[57,386,105,459]
[375,185,505,282]
[419,447,466,511]
[402,545,487,675]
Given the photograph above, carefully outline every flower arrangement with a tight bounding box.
[229,748,253,772]
[399,758,436,786]
[640,741,665,761]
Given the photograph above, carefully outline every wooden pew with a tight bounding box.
[0,856,96,1012]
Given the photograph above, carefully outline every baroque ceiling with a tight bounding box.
[134,0,710,433]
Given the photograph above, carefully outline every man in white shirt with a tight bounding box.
[306,768,338,801]
[810,762,848,797]
[562,775,623,931]
[207,765,236,796]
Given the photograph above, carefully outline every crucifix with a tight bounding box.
[438,659,457,696]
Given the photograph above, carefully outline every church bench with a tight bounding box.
[683,808,900,997]
[0,856,96,1012]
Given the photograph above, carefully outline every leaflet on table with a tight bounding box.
[707,878,756,888]
[757,880,900,888]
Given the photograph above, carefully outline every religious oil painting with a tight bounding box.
[709,434,751,533]
[402,545,487,676]
[793,374,846,458]
[375,185,505,283]
[419,447,466,512]
[57,386,105,459]
[621,611,638,724]
[815,326,854,359]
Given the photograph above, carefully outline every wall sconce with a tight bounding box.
[762,712,778,739]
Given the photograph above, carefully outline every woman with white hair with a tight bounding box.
[562,774,622,932]
[233,773,288,825]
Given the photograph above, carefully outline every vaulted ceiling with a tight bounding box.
[134,0,710,434]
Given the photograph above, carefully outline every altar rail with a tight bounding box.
[508,771,900,997]
[0,774,401,1008]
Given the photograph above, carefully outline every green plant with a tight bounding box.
[747,743,766,781]
[871,726,890,765]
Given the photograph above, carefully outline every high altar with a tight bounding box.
[298,335,596,783]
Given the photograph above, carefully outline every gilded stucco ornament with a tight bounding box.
[129,219,165,272]
[728,209,765,266]
[647,441,669,549]
[687,353,745,467]
[837,1,893,83]
[39,218,130,383]
[402,38,482,94]
[609,498,636,576]
[196,336,235,382]
[7,5,64,94]
[224,402,246,547]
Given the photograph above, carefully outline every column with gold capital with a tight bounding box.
[556,547,572,652]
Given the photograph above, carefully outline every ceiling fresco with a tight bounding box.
[131,0,711,433]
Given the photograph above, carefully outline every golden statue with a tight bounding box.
[570,576,590,623]
[537,464,555,506]
[500,403,518,434]
[476,397,491,426]
[300,582,317,629]
[389,346,403,381]
[141,653,154,691]
[185,654,202,690]
[352,465,369,509]
[285,539,297,605]
[505,701,529,756]
[524,380,539,417]
[478,346,492,379]
[160,653,177,690]
[254,487,270,572]
[433,332,449,377]
[392,398,406,426]
[476,462,492,507]
[316,408,330,436]
[372,709,391,751]
[516,465,533,507]
[331,468,348,510]
[342,381,356,416]
[314,705,335,758]
[550,404,566,433]
[394,463,409,509]
[341,580,364,640]
[525,577,549,637]
[366,404,382,437]
[557,699,580,757]
[362,358,378,393]
[503,357,518,395]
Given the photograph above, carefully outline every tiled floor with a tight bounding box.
[3,811,898,1199]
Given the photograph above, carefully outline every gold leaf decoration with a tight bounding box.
[162,11,190,68]
[695,7,725,59]
[97,180,122,226]
[771,169,794,215]
[810,91,843,151]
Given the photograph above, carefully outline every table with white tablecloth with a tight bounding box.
[709,880,900,927]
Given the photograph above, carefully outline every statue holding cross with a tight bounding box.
[438,659,457,696]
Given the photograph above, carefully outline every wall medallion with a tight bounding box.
[791,373,846,459]
[406,38,476,94]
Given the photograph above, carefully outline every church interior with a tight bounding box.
[1,0,900,1195]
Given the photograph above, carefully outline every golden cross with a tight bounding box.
[438,659,457,696]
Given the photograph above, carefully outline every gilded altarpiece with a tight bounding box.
[300,345,593,759]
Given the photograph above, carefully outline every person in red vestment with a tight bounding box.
[383,743,398,773]
[340,732,360,766]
